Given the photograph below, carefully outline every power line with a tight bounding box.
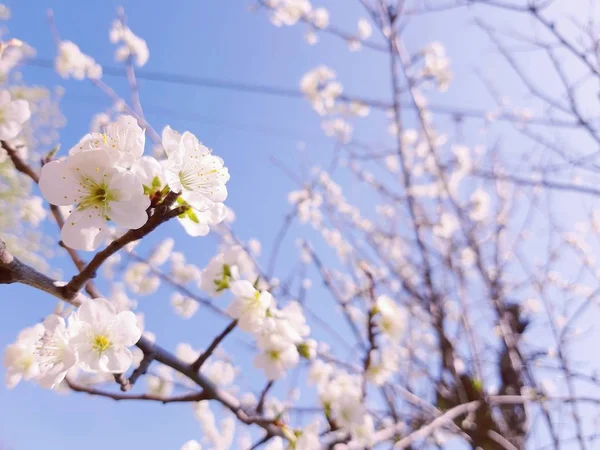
[29,57,304,99]
[27,57,579,129]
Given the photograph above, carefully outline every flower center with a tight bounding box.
[92,335,112,353]
[77,182,115,212]
[178,164,219,192]
[267,350,280,361]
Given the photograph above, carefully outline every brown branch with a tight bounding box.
[125,348,156,391]
[0,238,85,306]
[63,193,184,298]
[190,319,238,372]
[2,141,98,296]
[256,380,275,415]
[66,378,208,403]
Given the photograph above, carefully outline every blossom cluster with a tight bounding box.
[109,19,149,67]
[55,40,102,80]
[38,115,230,250]
[4,298,141,389]
[199,244,316,380]
[417,42,452,92]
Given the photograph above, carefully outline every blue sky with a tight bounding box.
[1,1,597,449]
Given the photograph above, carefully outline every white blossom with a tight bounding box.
[162,127,229,201]
[375,295,407,340]
[0,90,30,140]
[35,315,78,389]
[310,7,329,29]
[199,245,255,297]
[357,18,372,40]
[171,292,199,319]
[3,324,44,388]
[71,298,141,373]
[254,333,300,380]
[180,441,202,450]
[227,280,272,333]
[269,0,312,27]
[55,41,102,80]
[70,115,145,169]
[300,66,342,115]
[109,19,149,67]
[124,262,160,295]
[39,149,150,250]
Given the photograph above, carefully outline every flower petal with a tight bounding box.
[77,298,116,329]
[104,347,133,373]
[109,197,150,229]
[0,121,22,140]
[110,311,141,347]
[61,208,108,251]
[5,99,31,123]
[39,160,80,206]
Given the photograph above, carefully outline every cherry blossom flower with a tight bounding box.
[171,292,199,319]
[70,115,145,169]
[180,440,202,450]
[330,393,366,430]
[300,66,341,115]
[39,149,150,250]
[310,7,329,29]
[36,315,78,389]
[20,196,46,226]
[469,188,491,221]
[124,262,160,295]
[3,323,43,388]
[0,90,30,140]
[420,42,452,91]
[296,421,321,450]
[71,298,141,373]
[199,253,238,297]
[0,39,34,77]
[109,19,149,67]
[357,18,372,40]
[162,126,229,204]
[375,295,407,340]
[177,195,227,237]
[148,238,174,267]
[55,41,102,80]
[227,280,273,333]
[268,0,312,27]
[254,333,300,380]
[131,155,165,191]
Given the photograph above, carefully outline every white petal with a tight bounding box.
[110,311,141,346]
[77,298,116,329]
[5,368,23,389]
[109,170,144,200]
[230,280,256,298]
[162,125,182,158]
[0,90,11,106]
[178,216,210,237]
[104,347,133,373]
[131,156,164,187]
[109,197,150,229]
[5,99,31,123]
[76,346,102,372]
[39,160,80,206]
[42,315,66,333]
[38,369,68,389]
[0,121,21,140]
[61,208,108,251]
